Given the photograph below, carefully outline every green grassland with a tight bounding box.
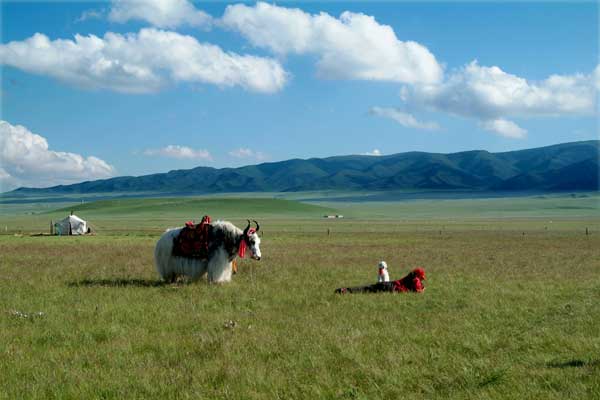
[2,192,599,234]
[1,195,599,399]
[324,192,600,220]
[0,197,337,235]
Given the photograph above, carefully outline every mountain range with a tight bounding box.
[7,140,599,196]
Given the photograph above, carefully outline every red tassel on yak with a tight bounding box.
[238,228,256,258]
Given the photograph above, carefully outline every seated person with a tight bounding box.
[377,260,390,283]
[335,268,426,294]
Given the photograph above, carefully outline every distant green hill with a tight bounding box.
[49,198,337,219]
[7,140,599,196]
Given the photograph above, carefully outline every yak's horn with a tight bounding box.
[243,219,251,236]
[253,220,260,232]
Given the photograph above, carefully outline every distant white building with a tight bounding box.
[324,215,344,219]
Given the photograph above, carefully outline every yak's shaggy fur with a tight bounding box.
[154,220,261,283]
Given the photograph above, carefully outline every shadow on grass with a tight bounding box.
[547,359,600,369]
[67,278,181,288]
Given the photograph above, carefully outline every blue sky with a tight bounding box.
[0,1,598,190]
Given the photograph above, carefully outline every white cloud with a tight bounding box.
[405,61,598,119]
[480,118,527,139]
[143,145,212,160]
[0,120,115,191]
[0,29,288,94]
[221,2,443,85]
[228,148,267,161]
[76,9,105,23]
[0,167,11,180]
[396,61,599,138]
[363,149,383,156]
[369,107,440,131]
[109,0,212,29]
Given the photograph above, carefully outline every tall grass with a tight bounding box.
[1,220,599,399]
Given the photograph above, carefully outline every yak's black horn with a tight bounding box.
[253,220,260,232]
[243,219,251,236]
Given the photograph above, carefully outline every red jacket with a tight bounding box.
[392,268,426,292]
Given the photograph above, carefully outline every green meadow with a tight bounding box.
[1,194,599,399]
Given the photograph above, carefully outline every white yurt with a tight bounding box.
[54,214,89,235]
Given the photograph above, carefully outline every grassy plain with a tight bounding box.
[1,194,599,399]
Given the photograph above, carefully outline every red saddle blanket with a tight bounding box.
[172,216,212,258]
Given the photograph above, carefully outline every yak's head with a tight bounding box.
[242,220,261,260]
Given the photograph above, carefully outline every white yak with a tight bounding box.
[154,220,261,283]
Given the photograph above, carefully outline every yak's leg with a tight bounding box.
[185,258,208,282]
[207,248,233,283]
[335,282,394,294]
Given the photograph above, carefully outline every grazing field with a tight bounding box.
[0,197,337,235]
[1,196,599,399]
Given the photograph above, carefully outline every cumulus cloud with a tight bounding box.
[396,61,599,138]
[221,2,443,84]
[363,149,383,156]
[480,118,527,139]
[228,147,267,161]
[0,120,115,191]
[109,0,212,29]
[405,61,598,119]
[0,29,288,94]
[369,107,440,131]
[143,145,212,160]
